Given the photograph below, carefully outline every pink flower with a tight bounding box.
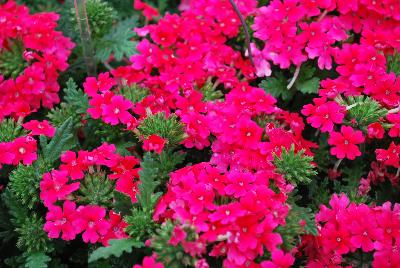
[60,151,86,180]
[302,98,346,132]
[376,143,400,168]
[143,135,166,154]
[22,120,56,137]
[83,72,116,97]
[133,256,164,268]
[328,126,365,160]
[134,0,159,21]
[261,250,295,268]
[10,136,37,165]
[102,95,133,125]
[40,170,80,207]
[44,201,79,240]
[74,205,110,243]
[387,113,400,138]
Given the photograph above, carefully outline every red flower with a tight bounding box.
[22,119,56,137]
[367,122,385,139]
[328,126,365,160]
[100,211,128,246]
[102,95,133,125]
[143,135,166,154]
[10,136,37,165]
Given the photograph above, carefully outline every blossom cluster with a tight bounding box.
[40,143,139,245]
[302,194,400,267]
[0,0,74,121]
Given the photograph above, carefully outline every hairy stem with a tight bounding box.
[228,0,255,67]
[74,0,97,76]
[287,65,301,89]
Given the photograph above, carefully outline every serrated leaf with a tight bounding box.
[137,153,161,210]
[88,238,143,263]
[296,77,320,94]
[259,73,295,101]
[294,64,320,94]
[42,117,76,163]
[96,17,137,62]
[25,252,50,268]
[63,78,89,114]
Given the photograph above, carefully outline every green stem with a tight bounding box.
[74,0,97,76]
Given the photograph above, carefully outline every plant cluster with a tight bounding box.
[0,0,399,267]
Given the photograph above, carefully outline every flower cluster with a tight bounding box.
[154,163,290,267]
[301,194,400,267]
[0,0,74,121]
[40,143,139,245]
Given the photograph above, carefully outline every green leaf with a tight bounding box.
[273,145,317,185]
[41,117,76,163]
[25,252,50,268]
[294,64,320,94]
[96,17,137,62]
[259,73,295,101]
[63,78,89,114]
[88,238,143,263]
[137,153,161,210]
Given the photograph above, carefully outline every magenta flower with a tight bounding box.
[40,170,80,207]
[328,126,365,160]
[22,120,56,137]
[102,95,133,125]
[10,136,37,165]
[73,205,110,243]
[302,98,346,132]
[261,250,295,268]
[44,201,79,240]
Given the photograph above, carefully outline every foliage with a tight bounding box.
[95,17,137,62]
[25,252,51,268]
[136,113,186,147]
[88,239,143,263]
[273,145,317,185]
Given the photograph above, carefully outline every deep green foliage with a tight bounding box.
[259,72,295,101]
[48,79,88,128]
[387,52,400,75]
[95,17,137,62]
[293,65,320,94]
[336,95,388,131]
[78,172,114,207]
[273,145,317,185]
[89,239,143,263]
[151,221,194,267]
[120,83,149,104]
[40,117,77,164]
[0,41,26,79]
[25,252,51,268]
[124,208,158,242]
[136,153,162,210]
[16,214,51,253]
[8,159,51,208]
[199,81,224,101]
[0,118,27,142]
[70,0,117,40]
[277,202,317,250]
[137,112,186,147]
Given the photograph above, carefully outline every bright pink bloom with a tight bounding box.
[376,143,400,168]
[133,256,164,268]
[261,250,295,268]
[83,72,116,97]
[10,136,37,165]
[74,205,110,243]
[22,120,56,137]
[328,126,365,160]
[302,98,346,132]
[40,170,80,207]
[387,113,400,138]
[143,135,166,154]
[134,0,159,21]
[60,151,86,180]
[44,201,79,240]
[102,95,133,125]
